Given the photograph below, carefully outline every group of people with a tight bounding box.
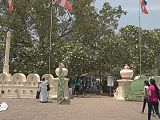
[71,76,99,97]
[142,78,160,120]
[36,78,50,103]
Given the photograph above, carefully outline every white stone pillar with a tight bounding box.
[51,78,59,99]
[3,31,11,74]
[64,78,69,98]
[114,79,133,100]
[52,63,69,99]
[114,64,133,100]
[51,78,69,99]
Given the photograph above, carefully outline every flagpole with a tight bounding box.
[49,0,53,74]
[138,0,142,76]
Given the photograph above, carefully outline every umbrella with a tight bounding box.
[80,73,88,77]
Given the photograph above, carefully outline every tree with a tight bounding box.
[95,2,126,78]
[52,40,94,77]
[118,25,160,76]
[0,0,128,78]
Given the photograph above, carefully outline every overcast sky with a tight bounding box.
[95,0,160,30]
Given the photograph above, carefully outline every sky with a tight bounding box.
[95,0,160,30]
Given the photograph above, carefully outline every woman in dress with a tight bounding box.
[147,78,160,120]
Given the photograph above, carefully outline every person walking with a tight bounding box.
[82,77,88,96]
[141,80,155,115]
[36,81,41,100]
[142,80,150,113]
[74,76,80,96]
[147,78,160,120]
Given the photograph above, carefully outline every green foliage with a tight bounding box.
[57,65,65,103]
[1,0,160,79]
[118,25,160,76]
[53,40,94,76]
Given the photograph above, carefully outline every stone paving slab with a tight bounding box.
[0,96,158,120]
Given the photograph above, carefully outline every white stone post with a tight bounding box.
[115,79,133,100]
[52,64,69,99]
[3,31,11,74]
[114,64,133,100]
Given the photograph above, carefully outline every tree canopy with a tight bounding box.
[0,0,160,78]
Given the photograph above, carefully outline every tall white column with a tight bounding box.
[3,31,11,74]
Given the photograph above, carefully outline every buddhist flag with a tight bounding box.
[1,0,13,12]
[54,0,72,11]
[140,0,148,14]
[7,0,13,12]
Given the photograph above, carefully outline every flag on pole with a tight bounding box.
[54,0,72,11]
[140,0,148,14]
[7,0,13,12]
[0,0,13,12]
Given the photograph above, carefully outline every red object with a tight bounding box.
[55,0,72,11]
[5,0,13,12]
[140,0,148,14]
[124,64,129,70]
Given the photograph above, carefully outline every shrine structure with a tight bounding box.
[0,31,69,99]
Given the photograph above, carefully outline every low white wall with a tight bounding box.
[0,73,69,99]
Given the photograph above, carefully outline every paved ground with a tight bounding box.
[0,95,158,120]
